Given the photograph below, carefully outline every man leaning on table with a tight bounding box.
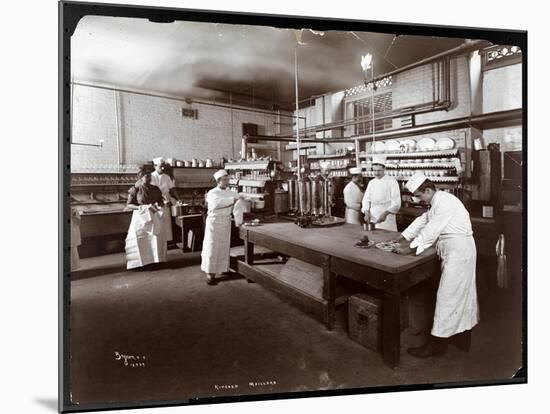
[394,172,479,358]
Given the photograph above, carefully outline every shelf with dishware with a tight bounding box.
[359,148,459,159]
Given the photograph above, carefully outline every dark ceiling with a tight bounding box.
[72,16,471,108]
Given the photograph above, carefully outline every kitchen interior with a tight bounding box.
[68,16,524,405]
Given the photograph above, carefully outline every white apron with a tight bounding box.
[151,171,175,241]
[201,214,233,274]
[432,234,479,337]
[125,206,167,269]
[362,175,401,231]
[345,208,362,225]
[343,181,364,225]
[370,202,397,231]
[201,187,240,274]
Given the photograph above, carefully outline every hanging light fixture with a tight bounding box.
[360,53,376,159]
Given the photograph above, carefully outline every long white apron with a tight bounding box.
[432,234,479,337]
[345,208,362,224]
[125,207,167,269]
[370,202,397,231]
[201,213,232,274]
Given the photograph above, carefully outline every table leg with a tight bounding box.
[382,292,401,368]
[322,258,336,331]
[181,225,186,253]
[244,232,254,265]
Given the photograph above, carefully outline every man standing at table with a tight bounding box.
[361,155,401,231]
[151,157,179,247]
[395,172,479,358]
[343,167,365,225]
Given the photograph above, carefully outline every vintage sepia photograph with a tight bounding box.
[60,1,526,411]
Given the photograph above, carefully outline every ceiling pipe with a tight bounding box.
[353,108,522,142]
[368,39,490,85]
[246,134,355,143]
[71,81,302,120]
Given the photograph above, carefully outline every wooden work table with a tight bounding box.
[237,222,439,369]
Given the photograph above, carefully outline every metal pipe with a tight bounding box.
[71,81,303,120]
[369,40,489,85]
[276,101,451,138]
[113,90,122,172]
[294,46,303,215]
[354,108,522,142]
[246,134,355,143]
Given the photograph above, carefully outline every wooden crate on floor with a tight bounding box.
[348,294,409,352]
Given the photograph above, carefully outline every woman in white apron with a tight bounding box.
[125,167,167,270]
[343,167,365,224]
[201,169,245,285]
[396,173,479,357]
[361,156,401,231]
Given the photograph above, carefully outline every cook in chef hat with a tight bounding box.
[153,157,165,166]
[213,169,229,182]
[405,172,428,193]
[371,155,387,167]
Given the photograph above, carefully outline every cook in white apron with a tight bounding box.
[361,156,401,231]
[125,169,167,270]
[151,158,179,243]
[201,169,245,285]
[397,172,478,358]
[343,167,365,225]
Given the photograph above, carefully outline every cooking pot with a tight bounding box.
[171,203,190,217]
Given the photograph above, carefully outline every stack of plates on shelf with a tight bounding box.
[399,139,417,152]
[436,138,455,150]
[418,138,436,151]
[373,141,386,153]
[385,139,401,152]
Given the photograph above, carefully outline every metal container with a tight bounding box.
[304,178,312,214]
[288,178,296,211]
[171,203,189,217]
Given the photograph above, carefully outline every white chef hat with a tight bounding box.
[349,167,362,175]
[371,155,387,166]
[153,157,165,166]
[213,169,229,181]
[406,172,428,193]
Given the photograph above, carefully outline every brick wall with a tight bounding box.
[71,84,286,171]
[291,57,522,160]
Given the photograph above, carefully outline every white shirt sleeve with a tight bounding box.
[388,179,402,214]
[410,199,455,255]
[402,212,429,242]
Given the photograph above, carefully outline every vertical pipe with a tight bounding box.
[113,90,122,172]
[355,139,360,166]
[295,46,303,215]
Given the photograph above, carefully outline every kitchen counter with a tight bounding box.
[237,221,439,368]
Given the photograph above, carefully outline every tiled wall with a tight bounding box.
[70,84,287,171]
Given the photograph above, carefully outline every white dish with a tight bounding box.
[399,139,417,152]
[436,138,455,150]
[373,141,386,153]
[418,138,436,151]
[385,139,401,152]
